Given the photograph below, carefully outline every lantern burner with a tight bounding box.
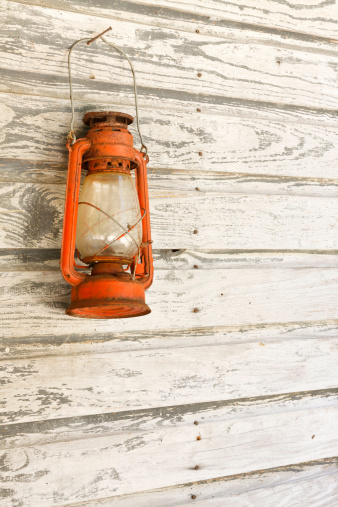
[83,111,134,129]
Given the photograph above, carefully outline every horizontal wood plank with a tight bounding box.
[3,389,336,447]
[1,96,338,180]
[1,392,337,505]
[2,2,338,110]
[8,0,338,42]
[1,320,337,363]
[0,181,337,250]
[1,320,337,356]
[1,326,337,422]
[59,458,338,507]
[0,249,337,272]
[126,0,338,40]
[0,268,338,338]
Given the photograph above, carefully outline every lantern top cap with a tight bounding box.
[83,111,134,129]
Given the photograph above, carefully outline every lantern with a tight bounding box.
[60,30,153,319]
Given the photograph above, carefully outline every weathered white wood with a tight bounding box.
[1,319,337,356]
[1,396,337,505]
[0,268,337,339]
[8,0,338,43]
[0,249,337,272]
[153,250,338,270]
[58,458,338,507]
[127,0,338,40]
[1,96,338,180]
[2,161,338,199]
[1,1,337,505]
[3,389,336,448]
[0,181,337,250]
[1,329,337,423]
[2,2,338,110]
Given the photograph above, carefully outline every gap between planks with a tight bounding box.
[0,249,337,273]
[2,388,337,446]
[1,161,338,189]
[0,320,337,357]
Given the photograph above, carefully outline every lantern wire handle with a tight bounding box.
[67,28,148,155]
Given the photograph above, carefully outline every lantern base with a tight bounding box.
[66,298,150,319]
[66,270,151,319]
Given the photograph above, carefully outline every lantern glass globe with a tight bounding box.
[76,172,142,262]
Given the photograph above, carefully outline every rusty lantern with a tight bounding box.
[60,30,153,319]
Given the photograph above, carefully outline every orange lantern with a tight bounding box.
[60,29,153,319]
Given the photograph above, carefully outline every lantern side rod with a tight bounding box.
[67,30,148,156]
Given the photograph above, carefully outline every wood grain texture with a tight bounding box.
[51,458,338,507]
[8,0,338,43]
[123,0,338,40]
[0,320,338,361]
[2,1,338,110]
[0,249,337,272]
[0,268,338,338]
[0,181,337,250]
[1,319,337,355]
[3,389,336,447]
[1,392,337,505]
[1,95,338,180]
[2,160,338,196]
[1,1,337,504]
[1,329,337,422]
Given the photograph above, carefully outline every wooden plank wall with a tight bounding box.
[0,0,337,505]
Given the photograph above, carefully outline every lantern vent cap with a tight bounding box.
[83,111,134,129]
